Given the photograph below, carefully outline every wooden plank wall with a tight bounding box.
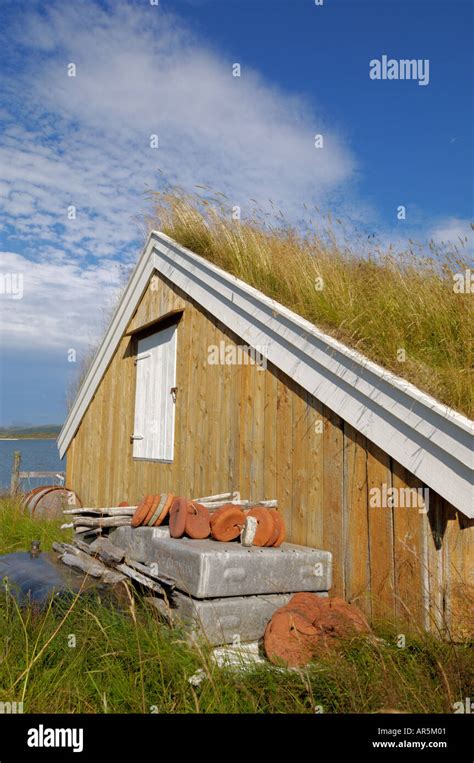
[66,274,473,637]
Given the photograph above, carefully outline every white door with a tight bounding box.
[132,323,177,461]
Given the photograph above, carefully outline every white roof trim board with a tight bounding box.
[59,232,474,518]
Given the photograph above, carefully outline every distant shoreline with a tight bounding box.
[0,436,58,441]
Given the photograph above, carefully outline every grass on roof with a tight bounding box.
[146,190,473,419]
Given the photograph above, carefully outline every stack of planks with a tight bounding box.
[61,506,135,535]
[61,492,277,536]
[52,536,176,595]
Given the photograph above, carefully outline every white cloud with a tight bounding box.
[428,217,473,251]
[2,0,356,242]
[0,0,359,349]
[0,250,125,350]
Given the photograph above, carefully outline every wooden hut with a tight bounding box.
[59,232,473,636]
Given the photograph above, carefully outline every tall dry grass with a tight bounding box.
[146,191,473,418]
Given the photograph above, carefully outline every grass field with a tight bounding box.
[146,191,473,418]
[0,499,472,714]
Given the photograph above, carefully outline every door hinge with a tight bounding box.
[134,353,151,365]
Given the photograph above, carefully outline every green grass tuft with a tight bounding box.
[0,497,72,555]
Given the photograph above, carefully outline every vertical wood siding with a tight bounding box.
[66,273,473,637]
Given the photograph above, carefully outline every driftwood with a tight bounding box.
[198,500,247,510]
[61,554,125,584]
[63,507,137,516]
[74,527,103,537]
[70,537,98,554]
[53,540,94,564]
[144,596,174,624]
[89,537,125,564]
[53,537,176,594]
[61,519,128,531]
[199,499,277,511]
[52,542,126,584]
[192,492,240,503]
[53,540,80,556]
[59,552,105,578]
[114,563,166,594]
[60,553,125,584]
[71,516,132,529]
[192,492,276,509]
[123,557,176,590]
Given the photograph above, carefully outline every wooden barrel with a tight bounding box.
[20,485,49,508]
[22,486,82,520]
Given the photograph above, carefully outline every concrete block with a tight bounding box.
[172,591,328,646]
[110,526,332,598]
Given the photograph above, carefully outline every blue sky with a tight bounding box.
[173,0,473,222]
[0,0,472,428]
